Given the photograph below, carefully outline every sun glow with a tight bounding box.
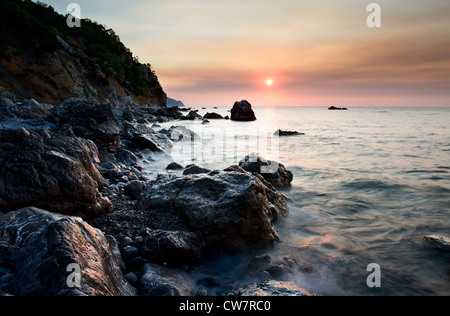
[266,79,273,86]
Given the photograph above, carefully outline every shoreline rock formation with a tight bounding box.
[0,89,308,296]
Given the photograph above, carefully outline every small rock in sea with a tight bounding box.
[203,112,223,119]
[423,235,450,252]
[230,100,257,121]
[328,106,348,110]
[274,129,305,136]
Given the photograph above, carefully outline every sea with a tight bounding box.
[147,106,450,296]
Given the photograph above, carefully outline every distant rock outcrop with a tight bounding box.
[328,106,348,110]
[166,98,185,108]
[0,0,166,107]
[231,100,257,121]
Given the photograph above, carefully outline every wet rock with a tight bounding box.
[121,122,155,141]
[0,127,111,218]
[230,100,256,121]
[185,111,202,120]
[235,280,314,296]
[17,99,49,119]
[166,162,184,170]
[1,98,17,119]
[55,98,123,153]
[183,164,211,175]
[117,149,140,166]
[138,263,196,296]
[274,129,305,136]
[5,93,16,103]
[424,235,450,252]
[124,180,147,200]
[0,207,135,296]
[239,153,293,188]
[139,171,288,252]
[160,126,199,142]
[141,229,203,266]
[133,133,173,152]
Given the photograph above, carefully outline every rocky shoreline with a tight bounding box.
[0,91,314,296]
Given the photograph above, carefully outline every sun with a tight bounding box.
[266,79,273,86]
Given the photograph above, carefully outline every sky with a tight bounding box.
[39,0,450,107]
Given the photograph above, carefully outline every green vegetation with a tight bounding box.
[0,0,162,98]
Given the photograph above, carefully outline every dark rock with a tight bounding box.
[159,126,199,142]
[121,245,140,262]
[5,93,16,103]
[17,99,49,119]
[328,106,348,110]
[139,171,288,252]
[55,98,123,153]
[235,280,314,296]
[121,109,135,122]
[223,165,246,173]
[166,162,184,170]
[124,180,147,200]
[274,129,305,136]
[203,112,223,119]
[183,164,211,175]
[239,153,293,188]
[121,122,155,141]
[133,133,173,152]
[186,111,202,120]
[141,229,203,266]
[1,98,17,119]
[117,149,140,166]
[0,127,112,218]
[423,235,450,252]
[138,263,196,296]
[246,255,296,281]
[0,207,135,296]
[230,100,257,121]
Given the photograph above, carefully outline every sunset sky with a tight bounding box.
[40,0,450,107]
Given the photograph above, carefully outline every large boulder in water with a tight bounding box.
[231,100,257,121]
[55,98,123,153]
[139,171,288,252]
[0,207,135,296]
[0,126,112,218]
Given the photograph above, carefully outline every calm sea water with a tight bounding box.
[151,106,450,296]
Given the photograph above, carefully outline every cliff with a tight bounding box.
[0,0,167,107]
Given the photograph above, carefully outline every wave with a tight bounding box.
[342,179,410,192]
